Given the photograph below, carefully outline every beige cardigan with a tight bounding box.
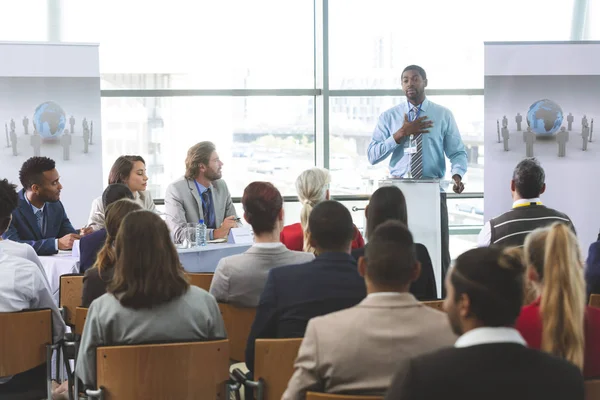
[86,191,156,231]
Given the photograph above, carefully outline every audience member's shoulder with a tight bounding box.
[2,251,39,271]
[186,285,215,302]
[271,255,316,277]
[287,249,315,263]
[526,347,583,377]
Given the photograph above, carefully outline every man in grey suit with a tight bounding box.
[210,182,314,307]
[165,141,238,243]
[282,221,456,399]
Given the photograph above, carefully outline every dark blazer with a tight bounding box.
[245,252,367,373]
[586,241,600,299]
[2,189,77,255]
[352,243,437,300]
[79,229,107,273]
[384,343,584,400]
[81,265,114,308]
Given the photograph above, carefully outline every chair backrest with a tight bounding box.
[59,274,84,325]
[254,338,303,400]
[590,294,600,308]
[0,309,52,376]
[186,273,214,292]
[306,392,383,400]
[421,300,444,312]
[96,340,230,400]
[218,303,256,362]
[586,379,600,400]
[75,307,89,336]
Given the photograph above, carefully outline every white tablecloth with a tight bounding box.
[38,244,252,304]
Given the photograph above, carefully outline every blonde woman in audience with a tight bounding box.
[87,155,156,231]
[503,246,538,305]
[280,167,364,253]
[76,211,226,389]
[81,199,142,307]
[515,222,600,378]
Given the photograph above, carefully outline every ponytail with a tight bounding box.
[539,223,585,371]
[295,168,331,254]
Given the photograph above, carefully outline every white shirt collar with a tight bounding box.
[24,193,45,213]
[252,242,285,249]
[455,327,527,348]
[367,292,408,299]
[512,198,541,208]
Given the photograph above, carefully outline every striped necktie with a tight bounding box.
[35,209,44,234]
[409,106,423,179]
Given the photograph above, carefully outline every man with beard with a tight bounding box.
[367,65,467,296]
[3,157,92,255]
[165,141,238,243]
[383,247,584,400]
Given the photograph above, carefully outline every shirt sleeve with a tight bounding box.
[477,221,491,247]
[367,112,404,165]
[28,267,66,344]
[443,111,468,178]
[87,197,105,231]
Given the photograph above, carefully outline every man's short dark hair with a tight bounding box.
[402,65,427,80]
[512,157,545,198]
[365,220,416,285]
[102,183,134,208]
[19,157,56,190]
[451,247,525,327]
[0,179,18,233]
[308,200,354,252]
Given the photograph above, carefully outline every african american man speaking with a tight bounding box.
[367,65,467,296]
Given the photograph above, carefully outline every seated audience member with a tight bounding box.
[245,200,367,373]
[586,237,600,299]
[477,158,575,247]
[503,246,538,305]
[165,141,238,243]
[2,157,92,255]
[87,155,155,231]
[0,178,49,288]
[0,249,66,396]
[76,211,226,388]
[79,183,134,272]
[353,185,437,300]
[283,221,455,399]
[516,223,600,378]
[209,182,314,307]
[280,168,364,253]
[384,247,584,400]
[81,199,142,307]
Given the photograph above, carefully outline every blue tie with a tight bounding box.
[202,189,215,229]
[35,209,44,234]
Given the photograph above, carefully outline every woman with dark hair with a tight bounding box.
[81,198,142,306]
[86,155,156,231]
[352,185,437,300]
[210,182,314,306]
[76,210,226,388]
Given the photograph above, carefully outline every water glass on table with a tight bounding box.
[185,223,197,248]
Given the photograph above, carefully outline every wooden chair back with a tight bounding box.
[421,300,444,312]
[586,379,600,400]
[59,274,84,325]
[186,273,214,292]
[218,303,256,361]
[254,338,303,400]
[75,307,89,336]
[306,393,383,400]
[590,294,600,308]
[0,309,52,376]
[96,340,230,400]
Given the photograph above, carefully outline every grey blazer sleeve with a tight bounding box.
[209,259,231,303]
[164,183,187,244]
[75,302,104,388]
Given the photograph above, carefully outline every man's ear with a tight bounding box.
[539,183,546,195]
[410,261,422,283]
[459,293,471,319]
[423,78,428,88]
[510,179,516,193]
[358,256,367,278]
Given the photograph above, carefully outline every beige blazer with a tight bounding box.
[87,191,156,231]
[164,177,237,243]
[282,293,457,399]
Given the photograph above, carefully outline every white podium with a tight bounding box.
[379,178,442,296]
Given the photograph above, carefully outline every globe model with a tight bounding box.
[526,99,563,135]
[33,101,66,138]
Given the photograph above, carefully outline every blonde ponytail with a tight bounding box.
[295,168,331,253]
[537,223,586,370]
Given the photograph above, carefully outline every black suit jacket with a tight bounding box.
[81,265,114,308]
[385,343,584,400]
[352,243,437,300]
[586,241,600,299]
[245,252,366,373]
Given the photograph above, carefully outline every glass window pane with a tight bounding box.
[101,96,315,198]
[329,95,483,194]
[329,0,575,89]
[0,1,47,41]
[62,0,314,89]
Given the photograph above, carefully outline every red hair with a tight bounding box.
[242,182,283,234]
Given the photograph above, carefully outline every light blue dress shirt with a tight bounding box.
[368,98,468,183]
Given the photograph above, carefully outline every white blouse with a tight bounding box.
[87,190,156,231]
